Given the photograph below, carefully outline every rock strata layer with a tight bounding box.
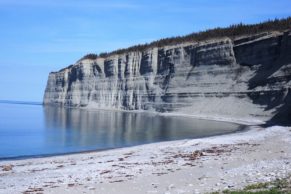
[44,31,291,125]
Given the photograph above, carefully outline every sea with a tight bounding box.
[0,101,244,160]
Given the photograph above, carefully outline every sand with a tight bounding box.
[0,126,290,194]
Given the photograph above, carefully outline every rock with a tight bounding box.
[2,165,13,171]
[194,189,200,194]
[167,184,175,189]
[44,31,291,126]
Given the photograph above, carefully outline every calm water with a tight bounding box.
[0,102,245,160]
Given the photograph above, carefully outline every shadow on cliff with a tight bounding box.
[266,88,291,126]
[247,32,291,90]
[235,31,291,126]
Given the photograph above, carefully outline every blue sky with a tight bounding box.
[0,0,290,102]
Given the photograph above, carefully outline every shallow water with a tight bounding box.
[0,102,244,159]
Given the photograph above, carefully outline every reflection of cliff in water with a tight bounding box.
[44,105,243,150]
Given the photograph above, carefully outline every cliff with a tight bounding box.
[44,30,291,126]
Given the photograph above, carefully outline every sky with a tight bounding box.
[0,0,290,102]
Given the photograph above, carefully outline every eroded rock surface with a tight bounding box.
[44,31,291,125]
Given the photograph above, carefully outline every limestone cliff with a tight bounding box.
[44,31,291,125]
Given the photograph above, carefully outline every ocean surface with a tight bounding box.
[0,102,245,160]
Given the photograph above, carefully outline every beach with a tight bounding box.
[0,125,290,194]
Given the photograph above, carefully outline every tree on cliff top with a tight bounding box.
[80,17,291,59]
[79,53,98,61]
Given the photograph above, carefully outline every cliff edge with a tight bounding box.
[44,30,291,126]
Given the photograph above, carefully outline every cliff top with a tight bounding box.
[55,17,291,73]
[79,17,291,60]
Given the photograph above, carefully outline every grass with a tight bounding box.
[210,175,291,194]
[221,188,284,194]
[244,182,270,190]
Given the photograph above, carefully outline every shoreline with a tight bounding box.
[0,121,250,162]
[158,112,265,126]
[57,104,266,126]
[88,108,266,126]
[0,126,249,162]
[0,125,290,194]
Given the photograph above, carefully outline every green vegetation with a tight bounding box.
[80,17,291,60]
[79,53,98,61]
[244,182,270,190]
[220,189,284,194]
[210,175,291,194]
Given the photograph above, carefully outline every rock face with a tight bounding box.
[44,31,291,125]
